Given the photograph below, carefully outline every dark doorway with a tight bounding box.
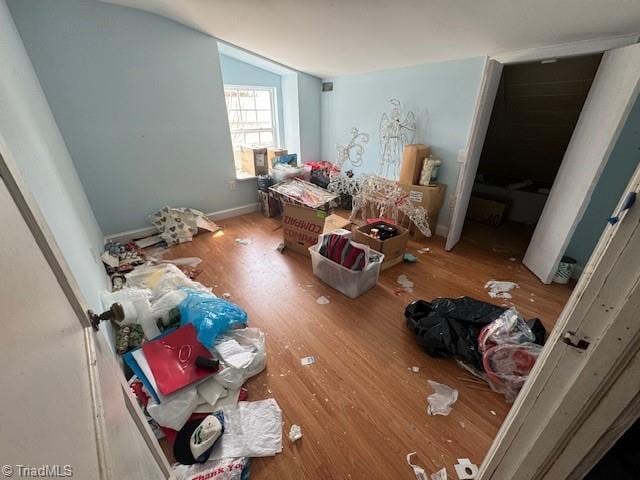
[462,54,602,258]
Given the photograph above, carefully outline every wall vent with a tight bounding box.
[322,82,333,92]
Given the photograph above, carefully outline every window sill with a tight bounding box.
[235,171,258,181]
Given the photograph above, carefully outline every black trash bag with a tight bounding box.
[527,318,547,346]
[405,296,507,369]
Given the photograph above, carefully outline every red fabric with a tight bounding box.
[130,380,149,408]
[365,217,397,226]
[304,161,333,170]
[238,387,248,401]
[142,324,214,396]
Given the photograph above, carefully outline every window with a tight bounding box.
[224,86,279,178]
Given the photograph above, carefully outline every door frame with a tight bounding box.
[0,148,172,478]
[478,161,640,479]
[444,34,640,253]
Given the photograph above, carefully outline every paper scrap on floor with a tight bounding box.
[300,356,316,366]
[484,280,519,299]
[316,296,330,305]
[431,467,447,480]
[208,399,283,459]
[397,274,414,293]
[427,381,458,416]
[406,452,429,480]
[288,424,302,442]
[454,458,478,479]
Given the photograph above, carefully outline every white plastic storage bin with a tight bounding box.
[309,243,384,299]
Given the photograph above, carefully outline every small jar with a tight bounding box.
[370,228,379,239]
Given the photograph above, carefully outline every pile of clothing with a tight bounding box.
[318,230,369,271]
[99,262,282,477]
[305,160,336,189]
[405,297,546,401]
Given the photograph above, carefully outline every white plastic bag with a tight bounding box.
[101,287,156,339]
[147,385,198,430]
[214,328,266,390]
[478,308,535,353]
[172,457,247,480]
[216,338,255,369]
[196,377,227,405]
[209,399,283,459]
[427,380,459,416]
[125,264,208,301]
[143,289,188,336]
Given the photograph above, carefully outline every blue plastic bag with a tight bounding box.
[178,288,248,347]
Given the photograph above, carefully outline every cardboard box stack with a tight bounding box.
[241,146,268,176]
[397,144,446,240]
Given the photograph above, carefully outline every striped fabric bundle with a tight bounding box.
[318,231,367,271]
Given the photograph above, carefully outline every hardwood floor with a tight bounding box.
[162,211,574,479]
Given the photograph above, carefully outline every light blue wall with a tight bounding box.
[282,73,301,157]
[298,73,322,163]
[8,0,257,235]
[1,0,108,310]
[219,54,285,149]
[320,57,486,227]
[565,96,640,267]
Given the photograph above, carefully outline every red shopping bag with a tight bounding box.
[142,324,213,395]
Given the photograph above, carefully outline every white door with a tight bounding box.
[445,58,503,250]
[0,175,169,479]
[479,162,640,479]
[523,43,640,282]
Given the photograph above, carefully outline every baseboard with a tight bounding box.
[207,203,259,222]
[104,203,259,243]
[435,224,449,238]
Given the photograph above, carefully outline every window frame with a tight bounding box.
[223,84,280,154]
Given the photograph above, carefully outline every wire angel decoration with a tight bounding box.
[377,99,416,179]
[327,173,432,238]
[335,128,370,170]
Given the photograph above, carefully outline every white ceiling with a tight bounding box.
[104,0,640,78]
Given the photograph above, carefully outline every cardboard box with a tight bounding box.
[398,183,447,239]
[270,178,338,213]
[322,214,352,234]
[282,208,352,256]
[467,196,507,226]
[257,190,281,218]
[399,144,431,185]
[267,148,287,170]
[352,222,409,270]
[241,146,268,176]
[282,204,327,256]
